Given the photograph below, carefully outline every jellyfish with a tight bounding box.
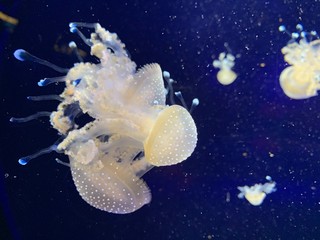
[213,52,237,85]
[11,22,198,214]
[279,24,320,99]
[237,176,276,206]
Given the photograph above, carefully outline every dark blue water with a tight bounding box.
[1,0,320,239]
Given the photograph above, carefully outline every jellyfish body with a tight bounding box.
[279,25,320,99]
[13,23,198,214]
[237,180,276,206]
[213,52,237,85]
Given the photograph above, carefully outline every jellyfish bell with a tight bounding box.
[144,104,197,166]
[11,22,198,214]
[68,136,152,214]
[279,64,320,99]
[243,190,266,206]
[216,68,237,85]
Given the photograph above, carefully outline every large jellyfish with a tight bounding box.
[279,24,320,99]
[11,23,198,214]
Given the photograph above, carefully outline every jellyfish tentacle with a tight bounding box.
[18,144,58,165]
[69,26,93,47]
[13,49,69,73]
[174,91,187,109]
[10,111,51,123]
[38,76,66,86]
[189,98,200,114]
[27,95,63,101]
[69,22,98,29]
[163,71,175,104]
[55,158,70,167]
[69,41,84,62]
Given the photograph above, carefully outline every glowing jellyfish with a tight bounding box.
[213,52,237,85]
[11,22,198,214]
[237,177,276,206]
[279,24,320,99]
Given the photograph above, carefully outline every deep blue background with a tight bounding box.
[1,0,320,239]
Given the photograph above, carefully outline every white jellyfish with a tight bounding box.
[213,52,237,85]
[279,24,320,99]
[237,177,276,206]
[11,22,198,214]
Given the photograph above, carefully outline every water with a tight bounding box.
[1,0,320,239]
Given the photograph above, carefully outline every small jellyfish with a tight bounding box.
[237,177,276,206]
[279,24,320,99]
[11,22,198,214]
[213,52,237,85]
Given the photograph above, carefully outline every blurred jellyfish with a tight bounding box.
[213,52,237,85]
[237,176,276,206]
[11,23,198,214]
[279,24,320,99]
